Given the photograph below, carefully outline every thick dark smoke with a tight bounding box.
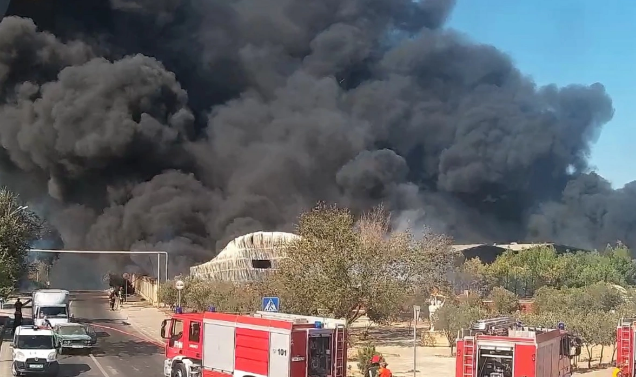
[0,0,629,283]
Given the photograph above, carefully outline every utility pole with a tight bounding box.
[413,305,421,377]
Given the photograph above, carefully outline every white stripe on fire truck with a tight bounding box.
[203,319,292,335]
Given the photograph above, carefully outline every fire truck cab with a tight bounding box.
[160,309,347,377]
[455,316,581,377]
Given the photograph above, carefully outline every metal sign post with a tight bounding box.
[175,280,185,308]
[413,305,421,377]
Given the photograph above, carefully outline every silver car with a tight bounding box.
[53,323,97,354]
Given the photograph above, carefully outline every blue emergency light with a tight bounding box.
[557,321,565,330]
[314,321,323,329]
[208,306,216,312]
[175,306,183,314]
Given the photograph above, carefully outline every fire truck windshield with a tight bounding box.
[308,335,332,377]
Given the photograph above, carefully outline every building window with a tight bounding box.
[252,259,272,269]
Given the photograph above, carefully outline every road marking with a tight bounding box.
[107,365,119,375]
[91,323,164,347]
[89,354,111,377]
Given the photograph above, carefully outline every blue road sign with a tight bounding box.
[262,296,280,312]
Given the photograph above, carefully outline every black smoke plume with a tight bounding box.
[0,0,629,282]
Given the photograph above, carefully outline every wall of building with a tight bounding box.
[131,274,159,306]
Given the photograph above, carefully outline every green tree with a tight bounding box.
[486,246,564,296]
[518,311,562,328]
[568,311,605,369]
[432,301,487,355]
[532,286,572,314]
[459,257,494,293]
[269,203,455,325]
[596,310,617,365]
[0,189,42,299]
[488,286,519,314]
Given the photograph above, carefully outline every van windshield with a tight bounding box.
[17,335,55,349]
[39,307,67,318]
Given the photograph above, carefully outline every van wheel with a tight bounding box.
[171,363,186,377]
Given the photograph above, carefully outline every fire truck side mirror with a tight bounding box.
[160,319,168,339]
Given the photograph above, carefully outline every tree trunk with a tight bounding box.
[611,345,616,363]
[599,345,605,366]
[586,345,593,369]
[450,344,455,356]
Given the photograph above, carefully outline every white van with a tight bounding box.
[11,325,60,376]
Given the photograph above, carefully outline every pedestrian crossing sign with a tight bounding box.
[262,297,280,312]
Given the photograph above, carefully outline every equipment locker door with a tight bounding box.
[513,344,535,377]
[307,331,332,377]
[269,332,291,377]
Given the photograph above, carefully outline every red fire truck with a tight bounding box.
[455,316,581,377]
[160,309,347,377]
[617,317,636,376]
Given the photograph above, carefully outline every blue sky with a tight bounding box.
[447,0,635,188]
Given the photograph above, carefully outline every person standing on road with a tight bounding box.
[12,298,23,335]
[109,289,117,311]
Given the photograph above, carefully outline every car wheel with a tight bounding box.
[171,363,187,377]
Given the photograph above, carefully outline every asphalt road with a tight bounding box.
[3,291,165,377]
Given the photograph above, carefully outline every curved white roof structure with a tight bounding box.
[189,231,300,282]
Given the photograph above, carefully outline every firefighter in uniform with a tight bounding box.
[368,355,381,377]
[379,361,392,377]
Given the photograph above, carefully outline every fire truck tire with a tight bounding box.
[171,363,187,377]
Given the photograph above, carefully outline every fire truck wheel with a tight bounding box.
[171,363,187,377]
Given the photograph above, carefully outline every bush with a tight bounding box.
[185,280,261,312]
[356,344,382,377]
[158,278,181,307]
[157,277,262,312]
[421,331,437,347]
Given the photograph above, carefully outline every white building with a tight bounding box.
[189,231,300,282]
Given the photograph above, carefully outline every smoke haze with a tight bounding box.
[0,0,629,282]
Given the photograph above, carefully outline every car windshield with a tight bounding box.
[39,307,67,318]
[17,335,55,350]
[57,326,87,336]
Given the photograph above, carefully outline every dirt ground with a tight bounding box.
[346,320,614,377]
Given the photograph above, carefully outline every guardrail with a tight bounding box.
[131,274,159,306]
